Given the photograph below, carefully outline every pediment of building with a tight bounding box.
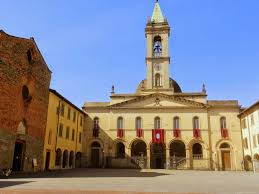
[109,93,207,109]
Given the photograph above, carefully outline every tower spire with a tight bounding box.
[151,0,165,23]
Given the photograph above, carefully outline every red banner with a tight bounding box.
[136,129,144,138]
[152,129,165,143]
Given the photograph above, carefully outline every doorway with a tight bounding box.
[12,141,25,172]
[150,143,166,169]
[221,151,231,171]
[91,142,101,168]
[220,143,232,171]
[45,151,51,171]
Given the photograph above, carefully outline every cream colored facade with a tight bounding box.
[239,101,259,170]
[43,89,85,170]
[82,1,244,171]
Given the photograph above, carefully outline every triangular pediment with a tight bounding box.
[109,93,207,109]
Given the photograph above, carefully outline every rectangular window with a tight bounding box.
[73,111,76,122]
[241,119,247,129]
[251,114,254,125]
[68,108,71,120]
[59,123,63,137]
[80,116,83,126]
[72,129,75,141]
[79,132,82,143]
[66,127,70,139]
[253,135,257,148]
[243,138,248,149]
[61,104,65,117]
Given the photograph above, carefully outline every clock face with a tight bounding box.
[155,64,161,71]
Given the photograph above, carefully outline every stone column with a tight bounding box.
[166,148,170,169]
[147,148,150,169]
[186,148,191,169]
[125,147,131,158]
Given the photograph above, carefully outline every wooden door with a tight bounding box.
[221,151,231,171]
[91,149,100,168]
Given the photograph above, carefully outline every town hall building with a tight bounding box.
[82,1,243,171]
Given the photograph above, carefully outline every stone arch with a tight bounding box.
[129,138,148,149]
[62,150,68,168]
[188,139,208,152]
[90,141,102,168]
[115,141,126,158]
[254,154,259,160]
[215,139,234,150]
[131,139,147,157]
[88,138,104,148]
[113,138,128,149]
[55,148,62,166]
[169,140,186,158]
[168,139,188,150]
[244,155,253,171]
[188,140,209,170]
[69,151,74,167]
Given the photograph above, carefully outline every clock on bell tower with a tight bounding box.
[145,0,171,90]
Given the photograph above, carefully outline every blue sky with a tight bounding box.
[1,0,259,108]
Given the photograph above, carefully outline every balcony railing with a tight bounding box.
[193,154,203,159]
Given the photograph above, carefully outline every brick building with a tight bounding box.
[0,30,51,172]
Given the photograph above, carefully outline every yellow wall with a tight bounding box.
[43,91,84,170]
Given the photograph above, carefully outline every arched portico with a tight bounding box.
[131,139,148,169]
[115,142,126,158]
[62,150,68,168]
[150,143,166,169]
[188,140,209,170]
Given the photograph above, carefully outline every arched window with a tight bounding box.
[220,117,226,129]
[94,117,99,129]
[55,148,62,166]
[117,117,123,129]
[135,117,142,129]
[193,117,200,129]
[154,117,161,129]
[155,73,161,87]
[116,142,125,158]
[153,36,162,57]
[192,143,203,158]
[173,117,180,129]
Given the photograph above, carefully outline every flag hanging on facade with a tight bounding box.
[152,129,165,143]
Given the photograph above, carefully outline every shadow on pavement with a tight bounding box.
[2,168,169,179]
[0,181,33,188]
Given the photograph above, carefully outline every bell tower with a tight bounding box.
[145,0,170,90]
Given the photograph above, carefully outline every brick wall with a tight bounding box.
[0,30,51,171]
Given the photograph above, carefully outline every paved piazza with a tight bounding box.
[0,169,259,194]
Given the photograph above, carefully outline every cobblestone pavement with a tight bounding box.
[0,169,259,194]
